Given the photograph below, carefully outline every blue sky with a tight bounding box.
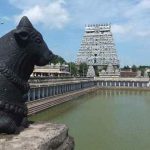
[0,0,150,66]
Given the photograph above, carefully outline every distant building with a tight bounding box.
[120,71,137,77]
[77,24,120,74]
[31,63,70,77]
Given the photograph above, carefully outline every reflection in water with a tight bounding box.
[30,90,150,150]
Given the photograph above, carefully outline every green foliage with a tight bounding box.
[131,65,137,72]
[68,62,78,76]
[78,63,88,77]
[138,65,150,77]
[121,65,150,77]
[94,66,99,76]
[122,65,130,70]
[102,65,107,71]
[50,55,66,64]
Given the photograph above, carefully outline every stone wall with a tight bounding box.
[0,123,74,150]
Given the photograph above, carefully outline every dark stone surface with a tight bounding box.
[0,16,56,134]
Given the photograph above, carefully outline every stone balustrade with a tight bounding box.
[95,77,149,88]
[26,78,150,102]
[27,81,96,102]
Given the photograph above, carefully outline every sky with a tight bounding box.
[0,0,150,66]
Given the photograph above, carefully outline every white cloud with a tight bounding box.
[136,31,150,37]
[9,0,47,9]
[66,0,150,39]
[112,0,150,38]
[10,0,69,29]
[111,24,130,34]
[9,0,150,35]
[124,0,150,18]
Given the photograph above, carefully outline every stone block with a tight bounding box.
[0,122,74,150]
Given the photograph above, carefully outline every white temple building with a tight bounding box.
[31,63,70,77]
[77,24,120,77]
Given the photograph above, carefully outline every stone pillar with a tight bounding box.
[74,84,76,90]
[57,85,60,94]
[42,87,45,98]
[110,81,112,87]
[37,88,40,99]
[55,86,58,95]
[128,82,130,87]
[43,87,46,97]
[142,83,145,87]
[68,84,69,91]
[32,88,35,100]
[80,83,82,89]
[48,86,51,96]
[28,91,30,101]
[132,82,134,87]
[52,86,54,96]
[61,85,63,94]
[59,85,62,94]
[77,83,79,89]
[34,88,38,100]
[64,84,66,93]
[106,81,107,87]
[123,82,125,87]
[59,85,61,94]
[51,86,53,96]
[66,85,68,92]
[46,87,49,97]
[54,86,56,95]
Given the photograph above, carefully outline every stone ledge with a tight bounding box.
[0,122,74,150]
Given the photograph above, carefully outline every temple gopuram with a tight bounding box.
[77,24,120,77]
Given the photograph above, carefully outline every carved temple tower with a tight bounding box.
[77,24,120,77]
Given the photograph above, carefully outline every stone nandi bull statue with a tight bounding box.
[0,16,56,134]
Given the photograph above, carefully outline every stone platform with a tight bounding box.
[0,123,74,150]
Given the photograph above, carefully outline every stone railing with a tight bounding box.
[27,80,96,102]
[95,77,150,88]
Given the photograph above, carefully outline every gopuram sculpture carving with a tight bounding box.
[0,16,56,134]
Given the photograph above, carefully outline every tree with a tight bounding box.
[94,66,99,76]
[50,55,66,64]
[68,62,78,76]
[122,65,130,70]
[78,63,88,77]
[132,65,137,72]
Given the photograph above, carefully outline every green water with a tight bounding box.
[30,89,150,150]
